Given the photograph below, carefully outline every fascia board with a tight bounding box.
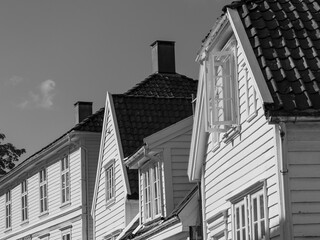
[188,68,207,182]
[91,93,110,216]
[108,92,131,196]
[196,14,229,62]
[227,8,273,104]
[144,116,193,150]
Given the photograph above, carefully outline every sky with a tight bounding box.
[0,0,233,162]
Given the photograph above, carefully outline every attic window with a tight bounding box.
[205,38,239,134]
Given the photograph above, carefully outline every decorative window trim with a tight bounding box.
[208,209,228,240]
[104,160,116,207]
[61,226,72,240]
[205,36,240,151]
[5,190,12,230]
[61,155,71,205]
[21,180,29,223]
[228,180,269,240]
[141,159,163,222]
[39,168,48,215]
[38,233,50,239]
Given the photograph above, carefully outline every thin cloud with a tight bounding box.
[5,76,24,86]
[18,80,56,109]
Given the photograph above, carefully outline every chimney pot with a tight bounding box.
[74,101,93,124]
[151,40,176,74]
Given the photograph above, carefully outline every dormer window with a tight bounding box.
[141,161,162,222]
[205,37,239,144]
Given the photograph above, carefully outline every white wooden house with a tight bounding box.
[91,41,198,240]
[188,0,320,240]
[0,102,103,240]
[123,116,200,240]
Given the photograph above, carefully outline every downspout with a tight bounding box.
[78,143,90,240]
[276,123,292,239]
[201,163,207,240]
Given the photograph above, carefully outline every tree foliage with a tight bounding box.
[0,132,26,175]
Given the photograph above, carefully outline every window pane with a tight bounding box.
[241,204,245,227]
[253,197,257,221]
[260,195,264,218]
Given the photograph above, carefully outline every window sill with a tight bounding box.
[60,202,71,209]
[223,126,240,144]
[144,215,163,226]
[105,197,116,208]
[39,211,49,218]
[21,220,29,226]
[246,111,258,123]
[4,227,12,233]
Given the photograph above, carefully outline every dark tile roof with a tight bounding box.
[124,73,198,98]
[227,0,320,117]
[112,95,194,157]
[112,95,194,199]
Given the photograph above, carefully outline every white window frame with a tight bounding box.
[142,161,162,222]
[21,180,29,222]
[39,169,48,214]
[105,160,115,206]
[61,228,72,240]
[230,181,269,240]
[243,64,258,122]
[61,156,71,205]
[204,37,240,151]
[5,190,11,230]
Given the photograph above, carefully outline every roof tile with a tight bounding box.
[227,0,320,116]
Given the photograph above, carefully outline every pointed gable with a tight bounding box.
[227,0,320,116]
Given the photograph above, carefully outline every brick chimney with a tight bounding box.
[151,40,176,74]
[74,101,93,124]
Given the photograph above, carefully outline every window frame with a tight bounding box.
[61,228,72,240]
[39,168,48,215]
[61,155,71,205]
[230,181,269,240]
[5,190,12,230]
[243,64,258,122]
[204,37,240,152]
[205,37,239,134]
[141,160,163,222]
[21,180,29,223]
[105,160,116,206]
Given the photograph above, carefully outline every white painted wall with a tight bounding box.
[202,42,281,239]
[0,132,101,240]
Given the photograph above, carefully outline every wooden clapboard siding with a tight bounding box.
[93,109,126,239]
[286,123,320,239]
[203,42,280,239]
[0,131,101,240]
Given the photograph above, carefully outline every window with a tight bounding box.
[244,65,257,122]
[21,180,28,222]
[105,161,115,204]
[61,228,71,240]
[205,38,239,141]
[142,162,162,221]
[231,183,268,240]
[5,190,11,229]
[39,169,48,213]
[61,156,70,204]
